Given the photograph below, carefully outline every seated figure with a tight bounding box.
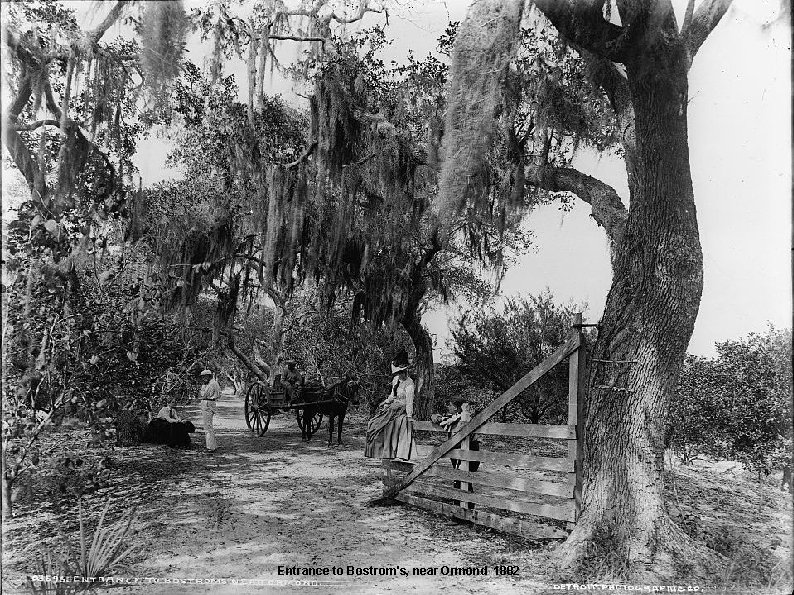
[144,401,195,448]
[283,360,302,403]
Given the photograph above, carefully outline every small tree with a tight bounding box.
[668,354,726,464]
[449,291,581,423]
[669,328,793,473]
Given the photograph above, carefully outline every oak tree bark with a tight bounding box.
[401,307,435,420]
[399,231,444,419]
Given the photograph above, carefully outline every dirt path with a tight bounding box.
[4,390,792,594]
[96,390,552,594]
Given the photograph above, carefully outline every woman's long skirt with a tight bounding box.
[364,408,417,459]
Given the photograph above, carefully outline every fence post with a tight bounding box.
[567,313,586,530]
[459,435,473,510]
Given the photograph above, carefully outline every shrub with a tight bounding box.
[670,327,793,474]
[445,291,584,423]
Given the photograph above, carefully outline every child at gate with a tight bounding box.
[432,399,480,473]
[433,401,461,431]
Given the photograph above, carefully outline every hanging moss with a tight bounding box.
[140,0,189,106]
[436,0,525,222]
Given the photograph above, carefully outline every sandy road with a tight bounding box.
[109,389,553,594]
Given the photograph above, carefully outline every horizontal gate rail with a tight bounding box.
[447,449,576,473]
[412,421,576,439]
[384,460,574,498]
[395,493,569,540]
[404,484,576,522]
[444,449,574,472]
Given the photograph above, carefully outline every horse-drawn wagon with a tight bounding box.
[244,375,360,444]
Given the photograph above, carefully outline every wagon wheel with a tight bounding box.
[245,383,271,436]
[296,409,323,433]
[257,406,271,437]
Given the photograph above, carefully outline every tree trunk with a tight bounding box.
[561,40,707,575]
[401,308,434,420]
[213,273,240,347]
[270,297,286,358]
[2,475,12,519]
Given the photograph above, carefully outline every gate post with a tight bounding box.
[459,435,473,510]
[567,313,586,530]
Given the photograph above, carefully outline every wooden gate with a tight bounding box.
[380,314,587,540]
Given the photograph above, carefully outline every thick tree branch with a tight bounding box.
[85,0,129,47]
[269,34,326,43]
[525,164,627,248]
[682,0,696,32]
[8,72,33,118]
[246,19,257,128]
[283,1,384,28]
[683,0,734,64]
[223,332,270,382]
[3,122,45,200]
[285,141,317,168]
[44,79,63,121]
[325,1,384,24]
[533,0,635,63]
[266,286,286,307]
[13,119,61,131]
[418,227,443,271]
[4,29,40,65]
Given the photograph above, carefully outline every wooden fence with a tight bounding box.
[381,313,587,540]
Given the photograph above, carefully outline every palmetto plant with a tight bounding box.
[67,497,137,583]
[25,489,137,594]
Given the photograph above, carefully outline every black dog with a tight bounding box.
[143,418,196,448]
[300,375,360,445]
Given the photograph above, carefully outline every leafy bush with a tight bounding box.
[670,327,793,473]
[445,291,584,422]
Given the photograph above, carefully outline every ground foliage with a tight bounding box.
[2,230,211,513]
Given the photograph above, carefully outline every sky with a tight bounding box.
[7,0,790,359]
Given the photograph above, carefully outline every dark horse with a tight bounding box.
[300,375,360,445]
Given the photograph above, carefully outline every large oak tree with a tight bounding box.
[440,0,737,575]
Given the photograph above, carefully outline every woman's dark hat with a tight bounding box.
[391,349,409,367]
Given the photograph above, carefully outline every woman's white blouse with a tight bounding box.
[392,377,415,418]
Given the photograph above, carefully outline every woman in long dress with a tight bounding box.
[364,365,418,460]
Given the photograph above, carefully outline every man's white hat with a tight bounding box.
[200,369,213,376]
